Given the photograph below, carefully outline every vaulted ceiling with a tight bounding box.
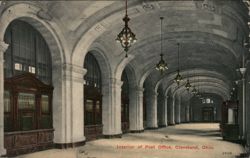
[1,0,248,100]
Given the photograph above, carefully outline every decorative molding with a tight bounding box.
[54,141,85,149]
[0,41,9,53]
[37,9,52,21]
[110,78,123,87]
[103,134,122,139]
[130,130,144,133]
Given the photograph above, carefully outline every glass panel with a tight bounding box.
[96,100,102,124]
[85,99,94,125]
[28,66,36,74]
[4,91,11,112]
[4,20,52,84]
[18,93,35,110]
[14,63,22,71]
[41,95,49,113]
[84,53,101,89]
[85,100,93,112]
[41,115,51,129]
[96,101,100,113]
[4,115,11,132]
[21,115,33,131]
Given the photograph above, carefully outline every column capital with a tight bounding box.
[63,63,87,75]
[133,86,144,92]
[110,78,123,87]
[0,41,8,53]
[63,63,87,83]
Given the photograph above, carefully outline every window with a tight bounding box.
[202,98,214,104]
[84,53,102,126]
[121,70,129,123]
[84,53,101,89]
[4,20,52,84]
[83,53,103,140]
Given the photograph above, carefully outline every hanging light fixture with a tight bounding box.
[185,79,192,91]
[196,76,201,97]
[174,43,183,86]
[191,86,198,95]
[156,17,168,74]
[116,0,137,57]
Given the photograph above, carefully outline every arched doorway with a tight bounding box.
[121,70,129,133]
[3,20,53,156]
[84,53,103,141]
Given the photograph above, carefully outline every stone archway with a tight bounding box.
[0,3,67,155]
[84,47,112,138]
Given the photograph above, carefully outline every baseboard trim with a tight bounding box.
[103,134,122,139]
[158,125,167,128]
[146,127,158,130]
[168,123,175,126]
[54,140,85,149]
[130,130,144,133]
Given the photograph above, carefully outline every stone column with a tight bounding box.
[158,95,168,127]
[186,105,190,122]
[54,64,86,148]
[238,81,243,139]
[102,78,123,137]
[0,41,8,156]
[169,97,175,125]
[175,96,181,124]
[146,90,158,129]
[129,86,144,132]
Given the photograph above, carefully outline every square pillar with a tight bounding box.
[129,86,144,132]
[102,78,123,137]
[0,41,9,156]
[146,90,158,129]
[175,96,181,124]
[53,64,86,148]
[158,95,168,127]
[169,97,175,125]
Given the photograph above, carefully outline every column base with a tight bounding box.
[54,140,86,149]
[146,127,158,130]
[0,148,6,157]
[103,133,122,139]
[130,129,144,133]
[158,125,167,128]
[168,123,175,126]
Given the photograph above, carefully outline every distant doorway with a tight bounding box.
[202,107,214,122]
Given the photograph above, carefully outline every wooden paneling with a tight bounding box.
[5,129,54,156]
[4,73,54,156]
[84,125,103,141]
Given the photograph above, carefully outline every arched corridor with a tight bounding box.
[18,123,244,158]
[0,1,250,158]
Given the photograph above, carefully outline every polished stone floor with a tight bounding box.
[18,123,244,158]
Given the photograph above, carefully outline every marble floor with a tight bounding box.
[17,123,244,158]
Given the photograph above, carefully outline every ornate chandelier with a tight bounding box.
[116,0,137,57]
[185,79,192,91]
[191,86,198,95]
[174,43,183,86]
[156,17,168,74]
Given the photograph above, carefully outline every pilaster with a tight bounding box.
[102,78,123,137]
[54,64,87,148]
[129,86,144,132]
[0,41,9,156]
[146,89,158,129]
[175,97,181,124]
[169,97,175,125]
